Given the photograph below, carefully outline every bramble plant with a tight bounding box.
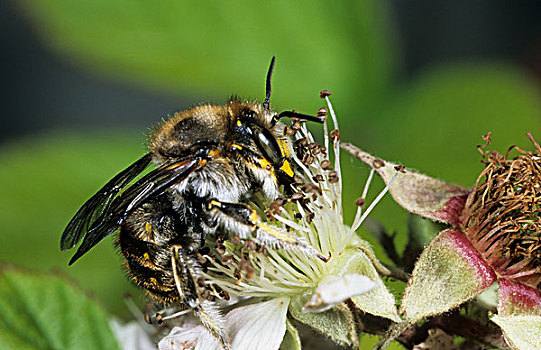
[2,92,541,350]
[4,2,541,349]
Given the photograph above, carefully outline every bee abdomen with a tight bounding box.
[119,224,180,303]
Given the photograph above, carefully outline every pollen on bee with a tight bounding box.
[143,252,150,260]
[145,222,152,233]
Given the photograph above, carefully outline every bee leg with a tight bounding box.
[170,245,231,349]
[207,200,328,261]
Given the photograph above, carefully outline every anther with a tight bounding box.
[233,268,242,281]
[313,174,324,183]
[394,164,406,173]
[296,137,308,146]
[373,158,385,168]
[290,193,304,201]
[320,90,332,98]
[321,159,333,170]
[330,129,340,142]
[219,290,230,300]
[302,154,314,165]
[354,198,366,208]
[221,254,234,265]
[317,107,328,119]
[328,171,339,183]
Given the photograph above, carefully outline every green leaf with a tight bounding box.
[0,130,145,316]
[17,0,396,119]
[289,292,358,347]
[0,267,120,350]
[375,62,541,187]
[358,334,406,350]
[407,214,445,248]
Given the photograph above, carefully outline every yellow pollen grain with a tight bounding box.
[143,253,150,260]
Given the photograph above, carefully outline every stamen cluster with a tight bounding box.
[463,133,541,289]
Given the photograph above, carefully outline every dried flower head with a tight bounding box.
[462,132,541,288]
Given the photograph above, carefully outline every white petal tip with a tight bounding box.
[303,274,377,313]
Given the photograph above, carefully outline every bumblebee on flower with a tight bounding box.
[159,92,401,350]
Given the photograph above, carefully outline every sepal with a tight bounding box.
[341,143,468,226]
[333,248,400,322]
[289,293,358,347]
[491,279,541,350]
[400,229,496,322]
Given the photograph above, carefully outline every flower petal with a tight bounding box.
[490,315,541,350]
[303,274,377,313]
[401,229,496,322]
[341,142,468,226]
[194,298,291,350]
[160,322,204,350]
[110,319,157,350]
[229,297,289,350]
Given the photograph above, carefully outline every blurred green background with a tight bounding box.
[1,0,541,334]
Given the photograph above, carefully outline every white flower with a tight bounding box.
[110,318,157,350]
[162,94,401,350]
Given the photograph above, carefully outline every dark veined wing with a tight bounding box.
[65,156,205,265]
[61,153,153,251]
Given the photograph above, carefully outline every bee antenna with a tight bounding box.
[277,110,325,124]
[263,56,276,111]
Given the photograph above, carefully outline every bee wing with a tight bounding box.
[65,156,205,265]
[61,153,153,251]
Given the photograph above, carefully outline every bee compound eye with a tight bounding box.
[249,125,282,165]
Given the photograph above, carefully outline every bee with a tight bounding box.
[60,57,326,348]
